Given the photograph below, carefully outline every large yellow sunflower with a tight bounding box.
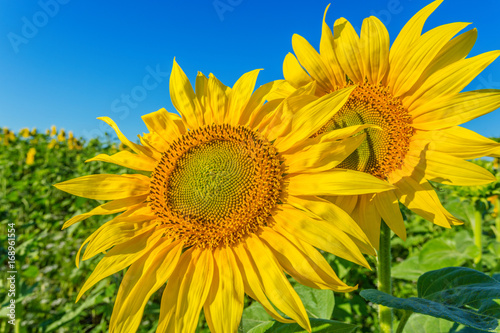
[283,0,500,248]
[55,60,394,333]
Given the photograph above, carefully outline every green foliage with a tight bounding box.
[1,129,499,332]
[241,285,357,333]
[0,129,145,332]
[361,267,500,331]
[245,319,358,333]
[403,314,455,333]
[392,233,480,281]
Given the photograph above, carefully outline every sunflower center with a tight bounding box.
[167,140,254,220]
[149,124,283,248]
[314,83,414,179]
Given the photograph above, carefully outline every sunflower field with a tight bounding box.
[3,0,500,331]
[1,126,499,332]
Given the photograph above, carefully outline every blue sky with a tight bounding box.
[1,0,499,141]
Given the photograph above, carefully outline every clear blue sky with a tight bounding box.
[1,0,499,141]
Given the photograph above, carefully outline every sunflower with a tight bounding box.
[20,128,31,138]
[26,147,36,165]
[283,0,500,247]
[54,60,394,333]
[57,129,66,142]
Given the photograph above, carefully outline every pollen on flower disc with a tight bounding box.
[314,83,415,179]
[149,124,283,248]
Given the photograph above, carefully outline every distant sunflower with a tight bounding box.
[283,0,500,247]
[57,129,66,142]
[20,128,30,138]
[55,60,393,333]
[26,147,36,165]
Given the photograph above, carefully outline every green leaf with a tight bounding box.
[21,265,39,278]
[246,321,275,333]
[417,267,499,303]
[45,280,108,332]
[241,301,356,333]
[45,293,100,332]
[418,239,467,271]
[487,241,500,257]
[361,267,500,331]
[293,284,335,319]
[247,318,358,333]
[403,313,455,333]
[454,231,480,260]
[444,198,474,224]
[241,302,273,333]
[392,256,423,281]
[393,237,474,282]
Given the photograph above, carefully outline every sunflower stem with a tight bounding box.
[378,220,393,333]
[395,310,413,333]
[495,197,500,242]
[473,208,482,266]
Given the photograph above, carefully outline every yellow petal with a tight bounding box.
[207,73,229,124]
[360,16,389,84]
[285,133,366,174]
[157,249,193,333]
[170,59,202,129]
[319,5,344,86]
[241,235,311,332]
[241,80,285,126]
[81,215,156,263]
[373,191,406,241]
[194,72,213,125]
[61,195,148,229]
[195,71,208,102]
[324,195,358,215]
[389,0,443,74]
[74,204,150,265]
[287,195,375,256]
[54,174,149,200]
[204,248,244,333]
[282,124,379,155]
[174,249,214,333]
[252,99,283,134]
[273,86,356,152]
[350,195,382,249]
[407,148,496,186]
[265,80,301,101]
[283,53,313,89]
[412,89,500,130]
[86,151,155,171]
[232,245,295,324]
[109,240,183,333]
[274,204,370,269]
[261,227,355,291]
[272,227,358,293]
[288,169,394,196]
[138,133,164,160]
[333,18,364,83]
[410,50,500,114]
[98,117,154,157]
[227,69,261,126]
[261,90,317,141]
[390,22,470,97]
[141,108,187,143]
[292,33,335,93]
[415,126,500,159]
[410,28,477,90]
[76,227,162,302]
[391,167,452,228]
